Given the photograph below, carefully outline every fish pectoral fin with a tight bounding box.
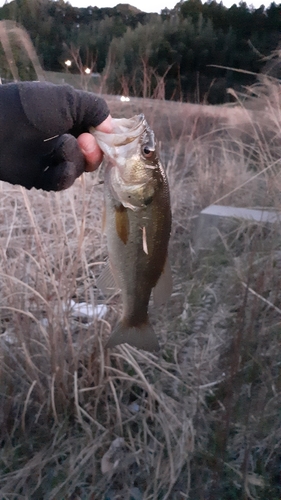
[106,321,160,352]
[96,261,119,296]
[153,258,173,307]
[115,204,129,244]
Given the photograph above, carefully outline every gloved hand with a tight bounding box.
[0,81,111,191]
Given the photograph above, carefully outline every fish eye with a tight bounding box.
[142,145,154,159]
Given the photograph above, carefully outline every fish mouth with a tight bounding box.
[110,115,156,157]
[93,114,150,160]
[111,114,148,147]
[113,113,145,132]
[93,114,158,178]
[113,120,156,157]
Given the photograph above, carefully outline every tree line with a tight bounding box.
[0,0,280,103]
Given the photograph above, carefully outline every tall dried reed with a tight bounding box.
[0,26,280,498]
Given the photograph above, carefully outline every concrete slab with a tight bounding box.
[194,204,281,250]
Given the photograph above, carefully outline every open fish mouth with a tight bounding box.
[92,114,155,164]
[92,114,145,144]
[111,113,144,131]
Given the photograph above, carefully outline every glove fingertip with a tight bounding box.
[35,161,81,191]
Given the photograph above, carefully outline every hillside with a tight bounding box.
[0,0,280,102]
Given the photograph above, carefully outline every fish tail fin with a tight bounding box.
[106,321,160,352]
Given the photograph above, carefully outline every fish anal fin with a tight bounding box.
[153,258,173,307]
[96,261,119,296]
[115,204,129,244]
[106,321,160,352]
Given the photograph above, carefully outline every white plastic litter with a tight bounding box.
[68,300,108,320]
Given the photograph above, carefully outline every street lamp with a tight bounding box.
[65,60,72,68]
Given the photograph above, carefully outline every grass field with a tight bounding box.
[0,77,281,499]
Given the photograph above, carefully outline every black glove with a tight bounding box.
[0,82,110,191]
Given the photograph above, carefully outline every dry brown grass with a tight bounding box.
[0,39,281,497]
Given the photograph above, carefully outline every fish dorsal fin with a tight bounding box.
[96,261,119,296]
[153,258,173,307]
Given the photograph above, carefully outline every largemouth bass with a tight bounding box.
[93,114,172,352]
